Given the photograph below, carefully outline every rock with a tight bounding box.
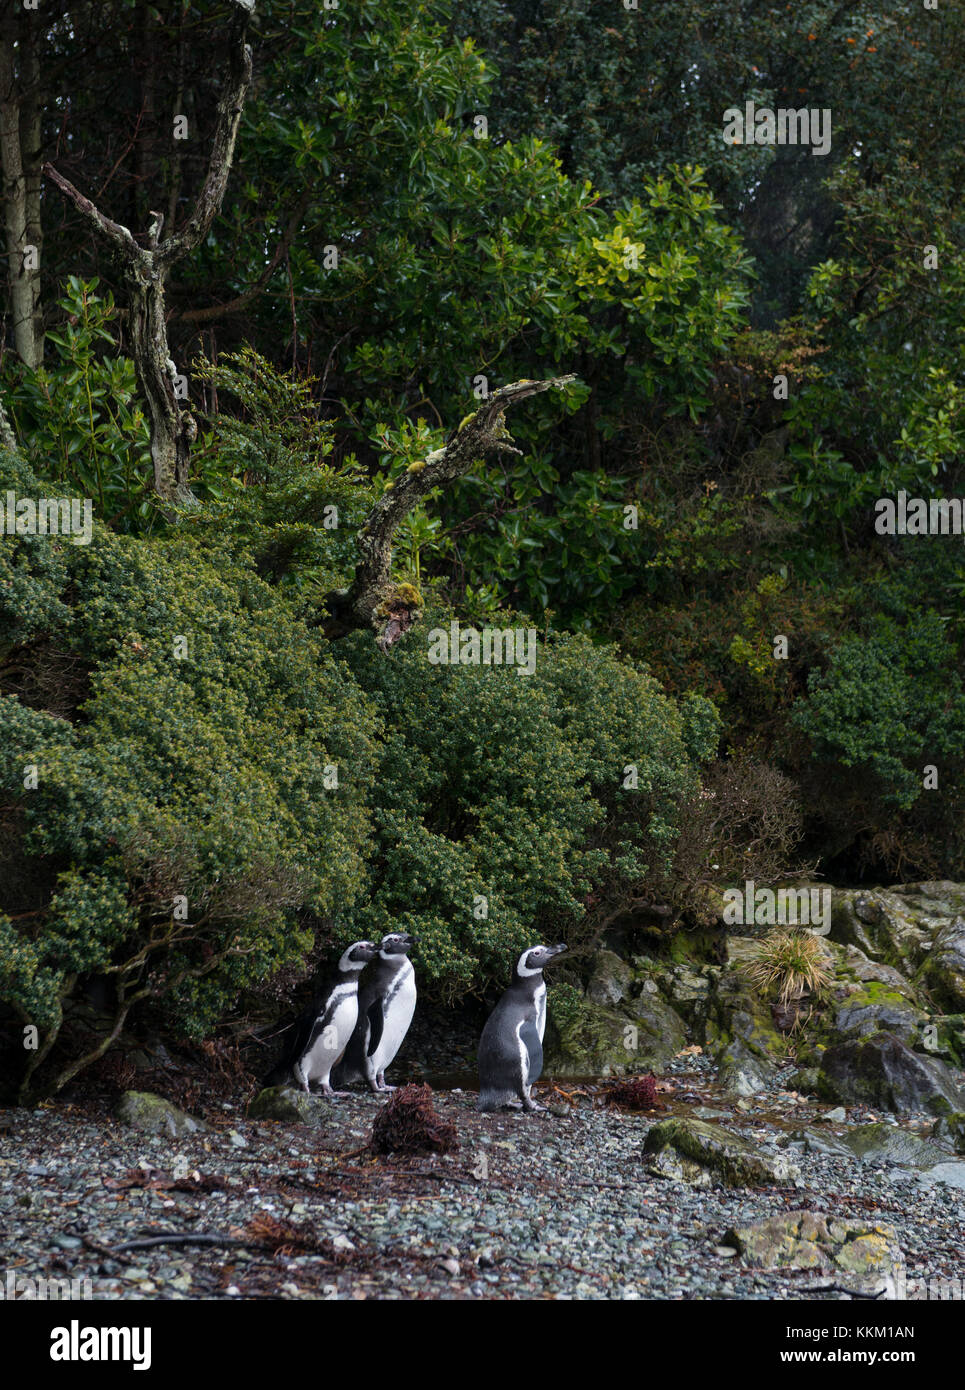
[818,1031,964,1116]
[930,1111,965,1154]
[841,1122,955,1169]
[625,990,688,1064]
[722,1210,902,1281]
[924,918,965,1012]
[114,1091,206,1138]
[829,890,929,968]
[642,1117,799,1188]
[248,1086,320,1123]
[586,951,633,1007]
[831,981,926,1045]
[787,1067,821,1095]
[918,1162,965,1191]
[718,1038,776,1098]
[780,1127,853,1157]
[818,1106,847,1122]
[655,963,714,1031]
[546,989,687,1076]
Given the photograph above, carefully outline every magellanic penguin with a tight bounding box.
[275,940,379,1098]
[331,932,417,1092]
[477,943,568,1112]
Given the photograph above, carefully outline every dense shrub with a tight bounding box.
[0,431,720,1093]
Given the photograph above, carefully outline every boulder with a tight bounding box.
[722,1210,902,1281]
[779,1127,853,1158]
[831,982,926,1046]
[624,989,688,1066]
[718,1038,776,1098]
[918,1162,965,1191]
[829,890,929,968]
[923,918,965,1012]
[114,1091,206,1138]
[248,1085,320,1123]
[818,1031,963,1116]
[841,1122,955,1169]
[643,1117,799,1187]
[586,950,633,1007]
[931,1111,965,1155]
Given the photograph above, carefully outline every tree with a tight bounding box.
[42,0,254,504]
[0,5,44,369]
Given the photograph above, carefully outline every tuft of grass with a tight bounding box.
[742,929,833,1006]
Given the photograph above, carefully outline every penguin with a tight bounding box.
[267,940,378,1097]
[331,932,417,1092]
[477,943,568,1112]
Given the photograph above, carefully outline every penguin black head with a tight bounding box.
[338,940,379,971]
[380,932,417,957]
[516,942,567,977]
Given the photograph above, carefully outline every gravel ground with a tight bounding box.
[1,1054,963,1301]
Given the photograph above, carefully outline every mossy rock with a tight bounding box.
[841,1121,956,1169]
[248,1085,320,1123]
[922,919,965,1013]
[114,1091,206,1138]
[586,950,633,1007]
[718,1038,776,1098]
[830,980,927,1046]
[786,1067,822,1096]
[818,1031,964,1116]
[828,890,930,970]
[723,1211,901,1280]
[545,987,687,1076]
[643,1117,799,1187]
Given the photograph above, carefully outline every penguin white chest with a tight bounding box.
[371,962,416,1070]
[299,988,357,1083]
[534,983,547,1043]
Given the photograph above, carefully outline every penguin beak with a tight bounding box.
[546,943,568,962]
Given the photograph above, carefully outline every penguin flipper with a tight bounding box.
[365,998,385,1058]
[520,1018,543,1086]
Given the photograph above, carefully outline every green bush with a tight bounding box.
[0,426,719,1094]
[340,614,718,999]
[0,453,379,1098]
[1,278,154,531]
[793,610,965,811]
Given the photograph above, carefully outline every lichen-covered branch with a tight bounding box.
[320,374,578,643]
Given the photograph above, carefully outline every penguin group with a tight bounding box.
[273,930,567,1114]
[271,932,417,1098]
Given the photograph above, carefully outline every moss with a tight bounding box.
[643,1117,798,1187]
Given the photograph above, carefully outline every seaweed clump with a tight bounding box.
[370,1083,459,1155]
[604,1074,662,1111]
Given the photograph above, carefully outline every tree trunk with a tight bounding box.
[0,10,44,370]
[126,252,195,503]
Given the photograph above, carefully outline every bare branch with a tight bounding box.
[41,161,141,262]
[321,375,579,641]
